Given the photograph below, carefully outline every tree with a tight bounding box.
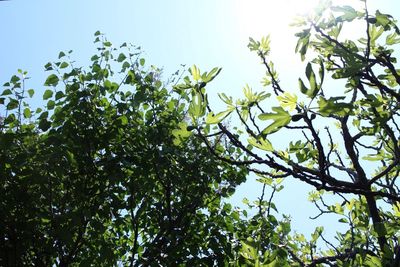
[176,1,400,266]
[0,33,248,266]
[2,1,400,267]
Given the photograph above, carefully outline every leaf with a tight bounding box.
[248,136,273,151]
[318,96,353,116]
[44,74,59,86]
[188,92,206,118]
[386,32,400,45]
[369,25,384,45]
[140,58,145,66]
[259,107,291,135]
[47,100,55,110]
[205,110,232,124]
[1,89,12,96]
[43,89,53,100]
[39,119,51,131]
[118,115,128,126]
[202,67,222,83]
[6,99,19,110]
[299,63,319,98]
[172,122,193,145]
[44,62,53,71]
[218,93,233,105]
[58,51,66,59]
[190,65,201,81]
[27,89,34,97]
[295,29,310,61]
[55,91,65,100]
[331,5,359,22]
[117,53,126,62]
[260,35,271,54]
[277,92,298,111]
[248,37,260,51]
[298,78,309,96]
[59,62,69,69]
[375,10,392,29]
[91,55,100,61]
[364,255,383,267]
[306,63,317,92]
[23,108,31,118]
[311,226,324,242]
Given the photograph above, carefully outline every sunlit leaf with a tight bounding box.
[259,107,291,135]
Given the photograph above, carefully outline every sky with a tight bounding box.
[1,0,400,242]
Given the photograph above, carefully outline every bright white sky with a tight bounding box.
[1,0,399,239]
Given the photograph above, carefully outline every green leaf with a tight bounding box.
[1,89,12,96]
[364,255,382,267]
[58,51,66,59]
[118,115,128,126]
[55,91,65,100]
[386,32,400,45]
[11,75,20,83]
[43,89,53,100]
[23,108,31,118]
[259,107,291,135]
[27,89,34,97]
[103,41,112,47]
[47,100,55,110]
[295,29,310,61]
[44,74,59,86]
[39,119,51,131]
[205,110,232,124]
[190,65,201,81]
[44,62,53,71]
[248,136,273,151]
[298,78,309,96]
[172,122,193,145]
[311,226,324,242]
[140,58,145,66]
[277,92,298,111]
[91,55,100,61]
[260,35,271,55]
[6,99,19,110]
[318,96,353,116]
[202,67,222,83]
[117,53,126,62]
[375,10,392,29]
[248,37,260,51]
[369,25,384,45]
[188,92,206,119]
[59,62,69,69]
[306,63,317,92]
[299,63,319,98]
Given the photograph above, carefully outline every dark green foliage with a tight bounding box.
[0,35,247,266]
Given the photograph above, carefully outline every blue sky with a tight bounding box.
[1,0,400,240]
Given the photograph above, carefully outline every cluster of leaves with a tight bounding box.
[0,33,252,266]
[178,1,400,266]
[2,1,400,266]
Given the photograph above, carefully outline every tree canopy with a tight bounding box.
[1,1,400,266]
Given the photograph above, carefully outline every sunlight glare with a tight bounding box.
[234,0,321,41]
